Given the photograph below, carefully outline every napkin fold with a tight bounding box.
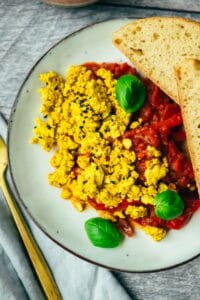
[0,113,131,300]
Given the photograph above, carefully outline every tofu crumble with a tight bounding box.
[31,64,171,241]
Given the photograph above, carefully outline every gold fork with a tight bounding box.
[0,136,62,300]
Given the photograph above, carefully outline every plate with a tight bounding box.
[8,19,200,272]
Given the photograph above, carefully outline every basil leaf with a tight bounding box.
[85,217,123,248]
[154,190,184,221]
[116,74,146,113]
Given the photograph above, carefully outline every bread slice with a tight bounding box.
[176,59,200,193]
[112,17,200,103]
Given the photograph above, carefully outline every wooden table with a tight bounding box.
[0,1,200,299]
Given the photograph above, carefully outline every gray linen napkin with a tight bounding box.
[0,113,131,300]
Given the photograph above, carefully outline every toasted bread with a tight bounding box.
[112,17,200,103]
[176,59,200,194]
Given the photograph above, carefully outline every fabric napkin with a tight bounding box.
[0,113,131,300]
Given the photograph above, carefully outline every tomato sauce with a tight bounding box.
[83,62,200,232]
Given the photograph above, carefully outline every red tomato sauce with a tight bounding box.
[82,62,200,232]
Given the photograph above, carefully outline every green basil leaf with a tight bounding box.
[85,217,123,248]
[116,74,146,113]
[154,190,184,220]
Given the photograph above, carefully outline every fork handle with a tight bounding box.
[0,175,62,300]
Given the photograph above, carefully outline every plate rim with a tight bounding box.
[7,17,200,273]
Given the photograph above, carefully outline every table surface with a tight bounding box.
[0,1,200,299]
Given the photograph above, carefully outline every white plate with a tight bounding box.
[8,19,200,272]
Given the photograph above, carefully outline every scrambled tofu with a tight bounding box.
[125,205,147,219]
[31,64,170,242]
[143,226,167,241]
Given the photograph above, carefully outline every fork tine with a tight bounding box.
[0,137,7,176]
[0,135,5,145]
[0,136,7,160]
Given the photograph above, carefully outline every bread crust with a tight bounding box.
[176,59,200,195]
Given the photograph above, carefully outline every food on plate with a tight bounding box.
[154,190,184,220]
[176,59,200,193]
[85,217,123,248]
[115,74,146,113]
[112,16,200,103]
[31,61,200,246]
